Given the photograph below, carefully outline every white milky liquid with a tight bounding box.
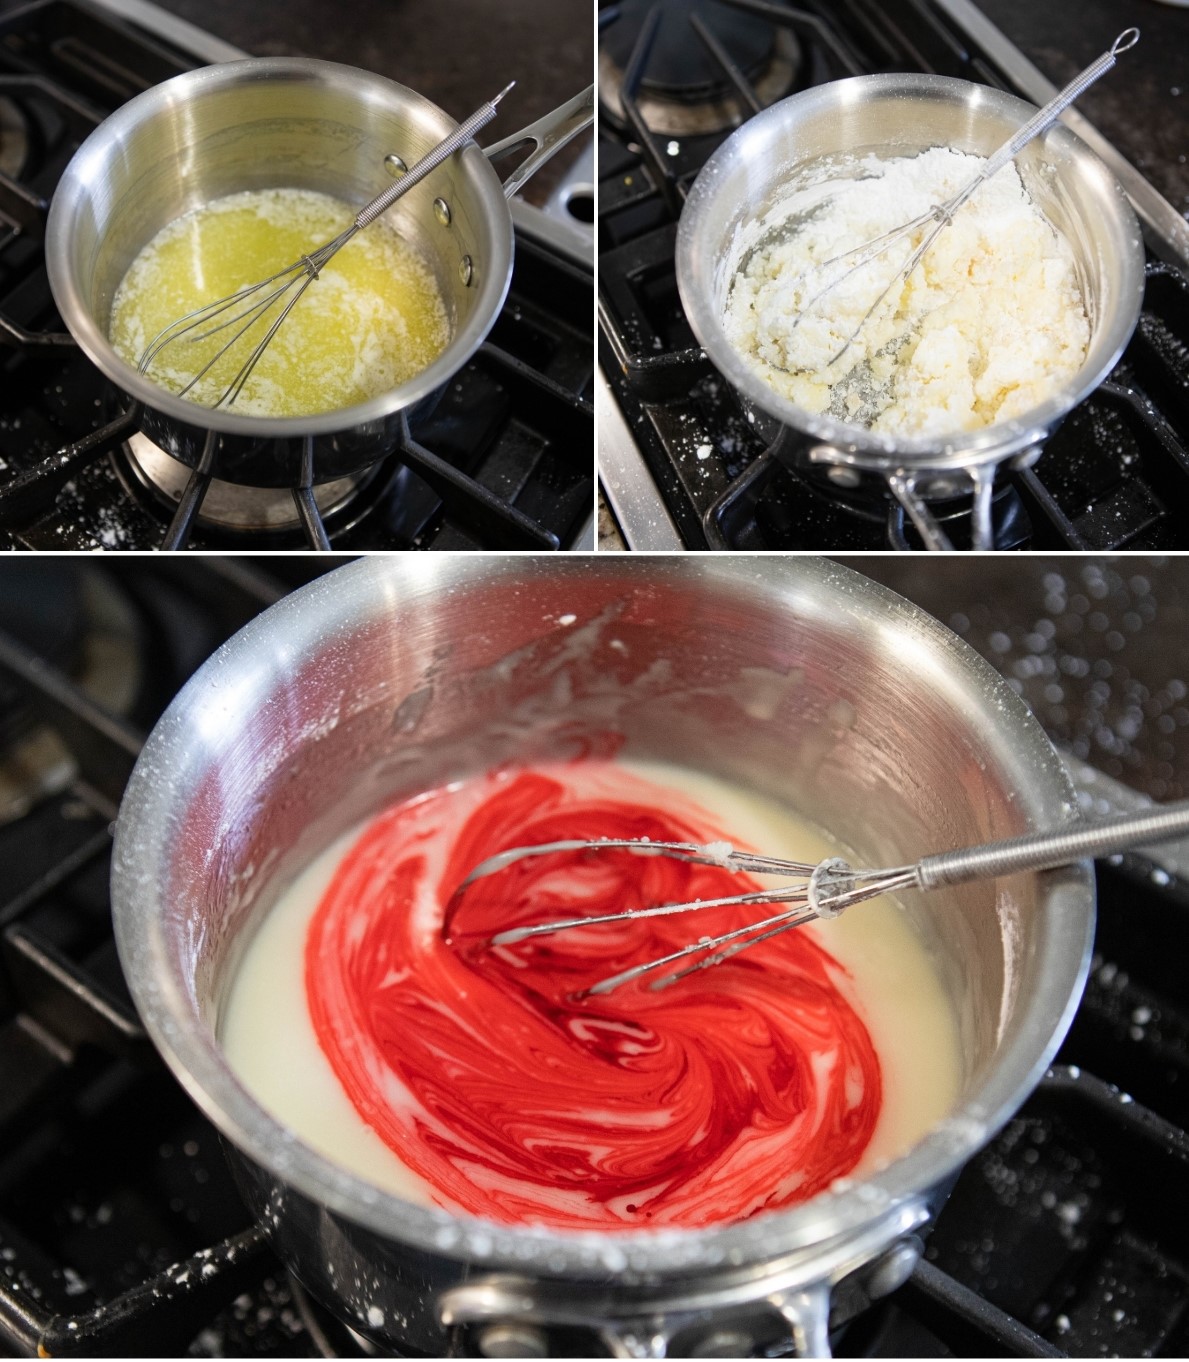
[220,761,963,1214]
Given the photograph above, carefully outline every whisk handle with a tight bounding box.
[980,28,1139,182]
[915,798,1189,891]
[353,83,514,230]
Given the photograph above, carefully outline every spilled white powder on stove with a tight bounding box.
[724,147,1090,438]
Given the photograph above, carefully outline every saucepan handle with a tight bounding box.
[484,85,594,201]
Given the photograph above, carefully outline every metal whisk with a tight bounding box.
[789,27,1140,371]
[460,799,1189,997]
[137,83,515,409]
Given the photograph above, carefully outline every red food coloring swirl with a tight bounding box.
[305,763,881,1229]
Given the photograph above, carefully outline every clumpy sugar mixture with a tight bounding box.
[109,187,450,417]
[724,147,1090,438]
[221,758,961,1230]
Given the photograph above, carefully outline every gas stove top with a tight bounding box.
[1,556,1187,1358]
[0,0,594,550]
[597,0,1189,551]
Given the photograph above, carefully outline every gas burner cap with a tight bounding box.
[0,95,30,179]
[119,433,372,535]
[607,0,774,100]
[600,0,801,136]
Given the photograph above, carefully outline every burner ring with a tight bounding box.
[600,25,801,137]
[604,0,777,100]
[117,433,375,535]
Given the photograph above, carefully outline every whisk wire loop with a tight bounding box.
[461,837,820,893]
[492,883,813,949]
[580,902,820,999]
[463,794,1189,997]
[223,272,320,408]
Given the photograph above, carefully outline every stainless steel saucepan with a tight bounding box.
[110,557,1093,1356]
[45,61,592,487]
[676,75,1146,550]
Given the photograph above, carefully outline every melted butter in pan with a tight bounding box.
[109,187,450,418]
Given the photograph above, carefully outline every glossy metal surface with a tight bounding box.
[110,557,1094,1355]
[485,85,594,204]
[45,60,569,485]
[676,74,1146,474]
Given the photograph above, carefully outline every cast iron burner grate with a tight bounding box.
[2,560,1189,1357]
[0,0,593,551]
[597,0,1189,550]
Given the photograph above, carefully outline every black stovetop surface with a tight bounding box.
[597,0,1189,551]
[1,558,1188,1358]
[0,0,593,551]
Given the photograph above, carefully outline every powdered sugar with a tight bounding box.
[724,147,1089,438]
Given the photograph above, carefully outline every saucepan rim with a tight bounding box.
[110,556,1095,1279]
